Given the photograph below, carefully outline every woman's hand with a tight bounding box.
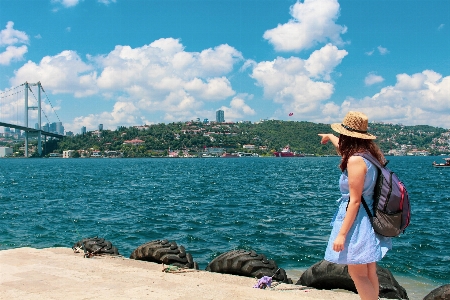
[318,133,339,148]
[318,134,331,144]
[333,234,346,252]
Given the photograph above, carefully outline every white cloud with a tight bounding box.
[0,21,29,46]
[250,44,347,116]
[0,45,28,65]
[330,70,450,127]
[365,73,384,86]
[240,59,257,72]
[377,46,389,55]
[184,77,235,100]
[72,101,141,131]
[263,0,347,52]
[0,22,29,65]
[52,0,80,8]
[305,43,348,80]
[365,46,389,56]
[94,39,242,111]
[217,95,256,122]
[438,24,445,30]
[98,0,117,5]
[9,38,243,131]
[11,50,97,97]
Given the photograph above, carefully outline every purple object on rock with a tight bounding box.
[253,276,272,289]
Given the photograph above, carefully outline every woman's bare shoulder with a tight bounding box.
[347,155,366,169]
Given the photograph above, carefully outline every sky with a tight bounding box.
[0,0,449,133]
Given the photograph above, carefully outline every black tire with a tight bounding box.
[377,267,408,299]
[129,239,198,269]
[297,260,408,299]
[297,260,355,292]
[73,237,119,255]
[205,249,292,283]
[423,284,450,300]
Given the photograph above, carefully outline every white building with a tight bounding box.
[63,150,76,158]
[0,147,13,157]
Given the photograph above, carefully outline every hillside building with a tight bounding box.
[216,110,225,123]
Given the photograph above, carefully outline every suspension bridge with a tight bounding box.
[0,82,64,157]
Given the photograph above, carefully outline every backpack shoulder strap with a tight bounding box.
[354,152,384,169]
[361,197,373,218]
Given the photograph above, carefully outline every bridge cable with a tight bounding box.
[16,88,19,125]
[40,84,61,123]
[0,84,24,97]
[0,88,23,99]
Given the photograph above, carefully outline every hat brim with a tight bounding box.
[331,123,376,140]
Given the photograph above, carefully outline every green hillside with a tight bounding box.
[47,120,448,157]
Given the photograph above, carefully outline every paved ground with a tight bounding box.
[0,247,361,300]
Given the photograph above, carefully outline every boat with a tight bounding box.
[273,145,304,157]
[432,158,450,167]
[221,153,239,158]
[237,152,259,157]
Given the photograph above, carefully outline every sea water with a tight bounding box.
[0,156,448,299]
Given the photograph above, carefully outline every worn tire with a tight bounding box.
[130,239,198,269]
[377,267,408,299]
[423,284,450,300]
[297,260,408,299]
[297,260,355,291]
[73,237,119,255]
[205,249,292,283]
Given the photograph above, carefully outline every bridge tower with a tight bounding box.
[24,82,42,157]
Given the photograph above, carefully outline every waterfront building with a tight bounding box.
[0,147,13,157]
[63,150,75,158]
[204,147,225,156]
[216,110,225,123]
[91,151,102,157]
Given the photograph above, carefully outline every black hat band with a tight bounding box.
[341,124,367,134]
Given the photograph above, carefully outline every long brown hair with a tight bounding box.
[338,134,385,171]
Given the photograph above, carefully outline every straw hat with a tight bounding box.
[331,111,376,139]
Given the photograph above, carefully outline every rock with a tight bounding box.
[423,284,450,300]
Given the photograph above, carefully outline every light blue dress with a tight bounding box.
[324,157,392,265]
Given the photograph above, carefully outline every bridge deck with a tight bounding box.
[0,122,64,138]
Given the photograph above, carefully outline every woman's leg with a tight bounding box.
[367,262,379,297]
[348,263,378,300]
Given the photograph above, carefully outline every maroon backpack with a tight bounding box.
[356,153,411,237]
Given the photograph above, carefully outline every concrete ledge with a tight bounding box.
[0,247,360,300]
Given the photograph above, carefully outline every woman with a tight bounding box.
[318,111,392,300]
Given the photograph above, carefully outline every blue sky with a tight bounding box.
[0,0,449,133]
